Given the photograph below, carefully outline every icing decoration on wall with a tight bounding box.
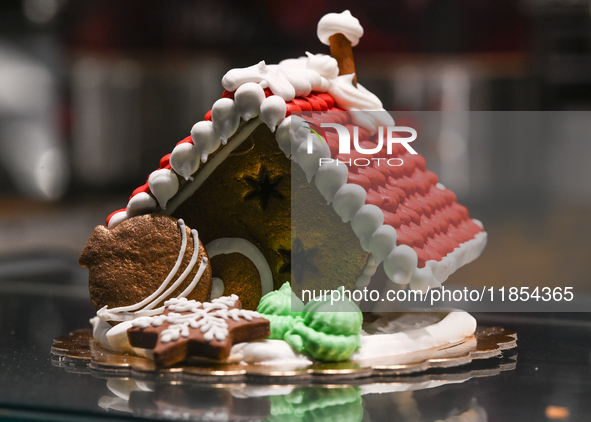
[96,219,208,322]
[205,237,274,297]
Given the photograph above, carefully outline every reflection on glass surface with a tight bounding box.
[94,377,489,422]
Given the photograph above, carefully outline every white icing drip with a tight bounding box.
[108,211,128,229]
[367,225,398,264]
[292,131,331,182]
[314,159,348,204]
[259,95,286,133]
[383,244,417,286]
[286,115,310,157]
[205,238,273,296]
[332,183,367,223]
[317,10,364,47]
[355,254,377,289]
[126,192,157,217]
[351,205,385,251]
[148,169,179,210]
[275,116,293,157]
[170,142,200,181]
[234,82,265,121]
[191,120,221,163]
[211,98,240,144]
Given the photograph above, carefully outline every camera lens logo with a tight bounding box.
[303,121,326,145]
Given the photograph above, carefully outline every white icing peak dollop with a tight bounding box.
[170,142,200,181]
[222,60,326,102]
[317,10,364,47]
[148,169,179,210]
[305,52,339,79]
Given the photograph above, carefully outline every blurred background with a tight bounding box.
[1,0,591,295]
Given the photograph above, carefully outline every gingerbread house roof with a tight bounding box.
[103,12,486,292]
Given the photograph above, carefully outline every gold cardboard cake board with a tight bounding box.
[52,322,517,385]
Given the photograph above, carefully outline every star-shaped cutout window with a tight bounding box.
[243,165,283,210]
[278,238,318,285]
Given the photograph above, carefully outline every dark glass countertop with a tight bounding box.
[1,254,591,421]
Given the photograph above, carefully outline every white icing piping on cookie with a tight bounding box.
[205,238,274,297]
[131,295,261,344]
[97,219,208,322]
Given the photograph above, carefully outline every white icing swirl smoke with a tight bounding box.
[317,10,364,47]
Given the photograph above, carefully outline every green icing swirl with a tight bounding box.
[257,282,304,339]
[257,283,363,362]
[284,320,361,362]
[266,387,363,422]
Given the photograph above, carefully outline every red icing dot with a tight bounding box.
[412,246,431,268]
[264,88,273,97]
[159,154,171,169]
[427,237,449,257]
[285,102,301,116]
[365,188,384,208]
[410,221,430,243]
[204,110,212,121]
[292,98,312,111]
[358,166,386,190]
[305,96,322,111]
[422,243,443,262]
[412,154,427,171]
[129,182,150,201]
[222,90,235,99]
[425,170,438,185]
[395,207,411,226]
[396,229,414,248]
[384,184,406,201]
[398,203,421,225]
[347,172,371,191]
[383,210,401,228]
[387,162,405,179]
[420,217,435,238]
[106,208,126,227]
[324,132,340,156]
[421,214,441,236]
[310,94,328,110]
[316,93,335,109]
[377,186,400,213]
[400,154,416,177]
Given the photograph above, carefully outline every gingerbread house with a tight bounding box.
[85,11,486,310]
